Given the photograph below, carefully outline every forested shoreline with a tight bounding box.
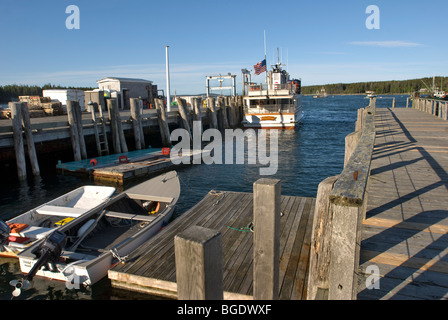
[302,77,447,95]
[1,77,446,103]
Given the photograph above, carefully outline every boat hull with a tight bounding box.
[16,171,180,287]
[0,186,115,258]
[18,206,175,286]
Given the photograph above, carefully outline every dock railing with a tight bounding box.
[411,97,448,120]
[307,98,376,300]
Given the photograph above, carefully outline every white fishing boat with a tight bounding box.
[242,60,303,129]
[365,91,377,98]
[11,171,180,295]
[313,87,328,98]
[0,185,116,258]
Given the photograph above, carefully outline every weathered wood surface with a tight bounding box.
[358,108,448,300]
[109,191,315,300]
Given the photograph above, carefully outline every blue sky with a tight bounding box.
[0,0,447,94]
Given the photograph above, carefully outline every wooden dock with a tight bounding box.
[358,107,448,299]
[108,190,315,300]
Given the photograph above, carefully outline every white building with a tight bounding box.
[42,89,85,111]
[96,77,157,109]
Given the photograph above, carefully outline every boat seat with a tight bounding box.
[36,205,89,217]
[11,226,54,240]
[104,211,156,222]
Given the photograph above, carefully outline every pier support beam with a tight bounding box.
[206,97,218,129]
[155,98,171,147]
[130,98,145,150]
[174,225,223,300]
[10,102,27,181]
[21,102,40,177]
[66,100,82,161]
[253,178,281,300]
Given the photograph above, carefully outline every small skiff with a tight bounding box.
[0,185,116,258]
[12,171,180,294]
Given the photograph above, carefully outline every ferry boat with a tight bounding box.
[242,63,303,129]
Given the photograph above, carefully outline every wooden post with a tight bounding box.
[206,97,218,129]
[90,101,102,156]
[344,131,362,167]
[176,98,192,138]
[253,178,281,300]
[115,102,128,153]
[10,102,27,181]
[74,101,87,159]
[217,97,230,129]
[192,98,203,135]
[130,98,144,150]
[174,225,223,300]
[155,98,171,147]
[392,97,396,109]
[20,102,40,177]
[107,99,121,154]
[307,175,339,300]
[66,100,82,161]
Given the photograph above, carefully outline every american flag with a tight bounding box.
[254,59,266,75]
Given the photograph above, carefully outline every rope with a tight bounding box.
[227,222,254,233]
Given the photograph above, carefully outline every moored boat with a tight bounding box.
[0,185,116,258]
[10,171,180,295]
[242,60,303,129]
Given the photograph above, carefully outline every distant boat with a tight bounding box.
[11,171,180,293]
[365,91,377,98]
[0,186,116,258]
[313,87,328,98]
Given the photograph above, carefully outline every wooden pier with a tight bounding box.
[1,96,243,183]
[358,107,448,299]
[108,190,315,300]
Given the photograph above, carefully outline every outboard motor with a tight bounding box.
[10,230,66,297]
[0,220,10,248]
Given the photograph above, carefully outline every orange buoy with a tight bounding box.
[90,159,97,166]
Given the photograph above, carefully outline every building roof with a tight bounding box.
[97,77,152,84]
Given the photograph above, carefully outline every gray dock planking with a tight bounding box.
[358,107,448,300]
[108,190,315,300]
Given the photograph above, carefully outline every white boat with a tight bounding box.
[365,91,377,98]
[0,185,116,258]
[242,62,303,129]
[12,171,180,293]
[313,87,328,98]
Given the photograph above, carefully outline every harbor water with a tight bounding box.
[0,95,408,300]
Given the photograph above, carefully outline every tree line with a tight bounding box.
[0,84,95,103]
[302,77,448,95]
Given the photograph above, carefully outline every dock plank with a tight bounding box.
[358,107,448,300]
[109,191,315,300]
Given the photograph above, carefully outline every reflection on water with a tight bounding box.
[0,95,408,299]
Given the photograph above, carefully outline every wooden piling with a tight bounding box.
[10,102,27,181]
[217,96,230,129]
[307,175,339,300]
[174,225,223,300]
[66,100,82,161]
[155,98,171,147]
[89,101,102,156]
[74,101,87,159]
[192,98,203,135]
[176,98,192,138]
[253,178,281,300]
[20,102,40,177]
[107,99,128,154]
[206,97,218,129]
[130,98,144,150]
